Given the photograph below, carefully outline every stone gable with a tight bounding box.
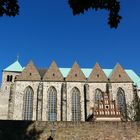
[110,63,132,82]
[66,62,86,82]
[88,63,108,82]
[16,61,41,81]
[43,61,64,81]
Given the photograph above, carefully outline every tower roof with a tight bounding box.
[3,60,23,72]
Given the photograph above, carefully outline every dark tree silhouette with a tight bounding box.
[0,0,19,17]
[0,121,43,140]
[133,87,140,121]
[68,0,122,28]
[0,0,121,28]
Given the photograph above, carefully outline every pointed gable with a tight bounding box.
[16,61,41,81]
[66,62,86,82]
[43,61,64,81]
[88,63,108,82]
[109,63,132,82]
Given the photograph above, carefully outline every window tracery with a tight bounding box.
[23,87,33,120]
[48,87,57,121]
[71,87,81,122]
[117,88,126,115]
[95,89,103,103]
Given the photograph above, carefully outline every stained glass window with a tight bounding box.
[48,87,57,121]
[95,89,102,102]
[72,87,81,122]
[23,87,33,120]
[117,88,126,114]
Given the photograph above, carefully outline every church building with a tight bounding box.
[0,60,140,121]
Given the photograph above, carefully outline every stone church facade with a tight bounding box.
[0,60,140,121]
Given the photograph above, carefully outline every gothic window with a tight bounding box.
[95,89,103,102]
[23,87,33,120]
[117,88,126,114]
[71,87,81,122]
[48,87,57,121]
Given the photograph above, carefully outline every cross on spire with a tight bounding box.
[17,53,19,61]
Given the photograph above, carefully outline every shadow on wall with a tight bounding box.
[0,120,43,140]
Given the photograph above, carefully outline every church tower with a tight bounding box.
[0,59,23,119]
[1,60,23,95]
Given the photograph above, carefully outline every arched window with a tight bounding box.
[10,75,13,82]
[71,87,81,122]
[95,89,103,102]
[7,75,10,82]
[23,87,33,120]
[117,88,126,115]
[48,87,57,121]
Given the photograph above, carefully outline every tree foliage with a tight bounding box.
[0,0,122,29]
[68,0,122,28]
[0,0,19,17]
[126,86,140,121]
[131,87,140,121]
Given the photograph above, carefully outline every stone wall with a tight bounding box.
[111,83,134,104]
[1,71,20,95]
[13,81,40,120]
[0,93,9,120]
[43,82,63,121]
[138,90,140,98]
[37,121,140,140]
[0,79,134,121]
[0,71,20,120]
[66,82,85,121]
[88,83,107,115]
[0,121,140,140]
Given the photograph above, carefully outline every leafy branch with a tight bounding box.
[68,0,122,28]
[0,0,19,17]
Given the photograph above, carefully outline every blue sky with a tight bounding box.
[0,0,140,83]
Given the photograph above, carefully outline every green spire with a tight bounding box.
[4,60,23,72]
